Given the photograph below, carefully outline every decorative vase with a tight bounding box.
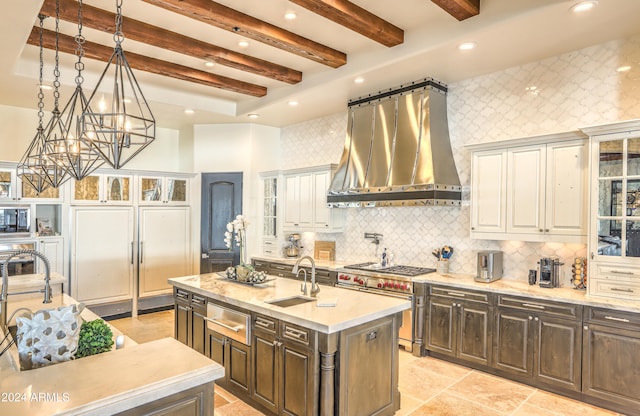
[236,264,251,282]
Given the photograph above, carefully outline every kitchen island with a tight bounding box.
[0,291,224,416]
[169,272,411,416]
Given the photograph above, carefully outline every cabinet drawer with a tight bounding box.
[589,278,640,301]
[595,263,640,280]
[281,322,315,348]
[175,288,190,301]
[430,286,490,303]
[584,307,640,330]
[253,314,278,334]
[252,260,270,271]
[497,295,581,319]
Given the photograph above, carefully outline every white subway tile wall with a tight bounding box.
[280,35,640,283]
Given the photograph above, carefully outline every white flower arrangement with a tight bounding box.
[224,214,250,265]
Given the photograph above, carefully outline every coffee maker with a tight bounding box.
[474,251,503,283]
[538,257,563,288]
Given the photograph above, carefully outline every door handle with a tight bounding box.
[201,253,210,259]
[130,241,134,265]
[140,241,144,264]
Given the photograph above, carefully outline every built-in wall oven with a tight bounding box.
[0,206,31,236]
[336,263,435,352]
[0,242,36,275]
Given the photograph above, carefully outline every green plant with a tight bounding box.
[76,319,114,358]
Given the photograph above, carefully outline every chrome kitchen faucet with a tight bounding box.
[0,249,52,332]
[292,256,320,297]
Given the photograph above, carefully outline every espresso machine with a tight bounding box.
[538,257,564,288]
[475,251,503,283]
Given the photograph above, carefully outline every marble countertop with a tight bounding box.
[169,273,410,334]
[0,293,224,416]
[414,272,640,314]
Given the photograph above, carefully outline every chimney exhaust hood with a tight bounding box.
[327,78,462,208]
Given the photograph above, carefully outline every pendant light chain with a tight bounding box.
[74,0,85,87]
[52,0,61,113]
[114,0,124,45]
[37,15,45,128]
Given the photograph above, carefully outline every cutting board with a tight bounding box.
[314,241,335,261]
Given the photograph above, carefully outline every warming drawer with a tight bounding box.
[206,303,251,345]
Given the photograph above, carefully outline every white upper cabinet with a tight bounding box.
[72,173,133,205]
[282,165,344,233]
[469,132,588,243]
[0,166,63,202]
[138,175,189,205]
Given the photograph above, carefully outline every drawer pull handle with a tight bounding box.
[610,287,634,293]
[523,303,546,310]
[611,270,635,275]
[285,328,307,340]
[605,316,630,323]
[205,317,242,332]
[446,291,467,297]
[255,318,273,329]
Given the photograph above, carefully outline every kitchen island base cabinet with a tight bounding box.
[207,330,251,395]
[115,383,214,416]
[175,288,207,355]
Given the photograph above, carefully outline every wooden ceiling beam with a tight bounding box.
[27,27,267,97]
[142,0,347,68]
[288,0,404,47]
[431,0,480,21]
[39,0,301,85]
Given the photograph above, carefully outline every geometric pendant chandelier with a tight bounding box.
[49,0,105,180]
[81,0,155,169]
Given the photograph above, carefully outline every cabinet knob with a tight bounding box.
[545,229,549,232]
[471,227,475,230]
[583,326,589,331]
[528,316,533,320]
[534,317,539,321]
[539,229,543,232]
[452,302,456,306]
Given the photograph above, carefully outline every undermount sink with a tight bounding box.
[266,296,317,308]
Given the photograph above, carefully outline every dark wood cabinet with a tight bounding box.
[426,286,492,366]
[251,259,337,287]
[174,288,207,354]
[493,296,582,392]
[251,314,317,416]
[206,328,251,394]
[582,307,640,414]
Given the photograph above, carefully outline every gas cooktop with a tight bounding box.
[344,262,436,277]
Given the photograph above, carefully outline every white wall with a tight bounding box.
[278,34,640,284]
[0,104,38,161]
[193,123,281,259]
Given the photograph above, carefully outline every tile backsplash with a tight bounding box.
[279,35,640,284]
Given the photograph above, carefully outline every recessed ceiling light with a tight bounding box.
[238,40,249,48]
[288,100,299,107]
[570,1,598,13]
[458,42,477,51]
[204,60,215,68]
[354,77,365,84]
[184,109,195,115]
[617,65,632,72]
[284,11,297,20]
[248,113,259,119]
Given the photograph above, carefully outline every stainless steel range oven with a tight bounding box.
[336,262,435,353]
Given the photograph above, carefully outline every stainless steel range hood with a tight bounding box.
[327,78,462,208]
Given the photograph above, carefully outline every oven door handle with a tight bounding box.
[336,284,413,300]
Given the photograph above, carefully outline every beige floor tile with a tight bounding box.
[108,310,174,344]
[446,371,535,413]
[525,390,620,416]
[213,392,230,408]
[399,350,420,367]
[214,400,266,416]
[399,363,458,401]
[411,356,473,381]
[215,386,240,403]
[512,402,562,416]
[395,393,424,416]
[408,391,508,416]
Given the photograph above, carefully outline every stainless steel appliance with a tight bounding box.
[336,262,436,352]
[475,251,503,283]
[283,233,301,258]
[0,242,36,275]
[538,257,563,288]
[206,302,251,345]
[0,206,30,236]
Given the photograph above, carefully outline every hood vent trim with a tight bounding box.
[328,77,462,208]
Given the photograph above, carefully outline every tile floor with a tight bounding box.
[109,310,623,416]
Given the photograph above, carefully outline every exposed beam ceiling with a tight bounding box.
[39,0,302,85]
[289,0,404,47]
[142,0,348,68]
[432,0,480,21]
[28,27,268,97]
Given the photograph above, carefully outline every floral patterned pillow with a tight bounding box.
[15,303,85,370]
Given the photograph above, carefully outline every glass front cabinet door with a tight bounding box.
[139,176,188,204]
[587,120,640,301]
[73,174,132,204]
